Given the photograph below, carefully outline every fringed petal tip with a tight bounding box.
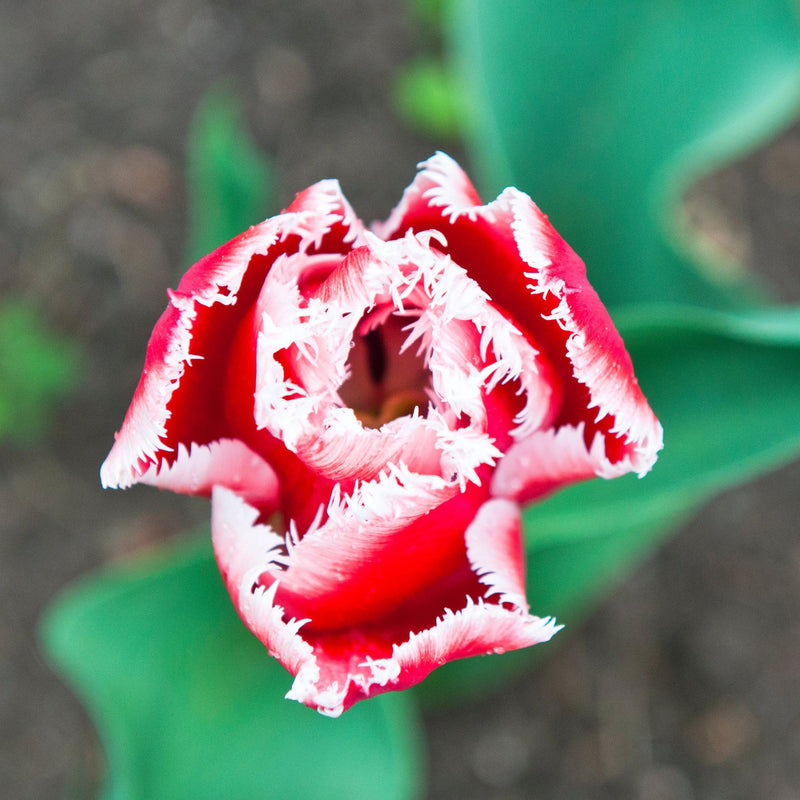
[374,158,662,488]
[286,178,367,249]
[289,604,562,717]
[272,597,562,718]
[129,438,281,501]
[502,189,663,477]
[99,219,286,489]
[375,151,484,239]
[465,498,529,610]
[101,192,370,493]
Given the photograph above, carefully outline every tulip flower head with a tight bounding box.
[102,153,662,716]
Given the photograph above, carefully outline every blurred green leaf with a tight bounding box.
[421,304,800,703]
[185,85,275,267]
[409,0,450,29]
[391,56,466,139]
[0,299,79,444]
[448,0,800,308]
[41,535,424,800]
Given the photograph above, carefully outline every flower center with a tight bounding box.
[339,309,430,428]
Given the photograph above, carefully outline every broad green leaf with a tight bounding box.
[448,0,800,308]
[185,86,275,267]
[419,0,800,707]
[41,535,423,800]
[0,299,79,444]
[421,304,800,704]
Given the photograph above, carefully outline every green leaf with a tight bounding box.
[448,0,800,308]
[185,85,275,267]
[41,535,423,800]
[0,299,79,444]
[390,56,466,139]
[420,304,800,704]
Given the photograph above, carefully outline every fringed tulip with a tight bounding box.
[102,154,662,716]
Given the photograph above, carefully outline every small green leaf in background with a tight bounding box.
[390,56,467,139]
[185,85,275,267]
[0,299,79,444]
[41,534,424,800]
[448,0,800,308]
[408,0,450,29]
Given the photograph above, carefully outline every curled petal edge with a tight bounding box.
[464,498,528,610]
[508,191,663,469]
[491,422,656,504]
[129,438,280,505]
[100,220,282,489]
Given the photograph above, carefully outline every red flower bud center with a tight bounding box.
[339,307,430,428]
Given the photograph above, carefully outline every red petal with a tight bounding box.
[491,423,645,503]
[375,152,483,239]
[260,469,472,629]
[285,178,366,252]
[102,182,370,490]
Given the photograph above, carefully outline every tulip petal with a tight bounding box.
[266,468,472,629]
[464,498,528,610]
[490,422,650,503]
[211,487,322,705]
[212,485,289,588]
[133,438,280,507]
[101,220,282,488]
[375,151,484,236]
[286,178,367,251]
[375,601,561,696]
[509,191,663,473]
[212,469,470,629]
[102,185,370,490]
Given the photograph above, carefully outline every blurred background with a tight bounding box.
[2,0,800,798]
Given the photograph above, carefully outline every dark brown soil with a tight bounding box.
[2,1,800,798]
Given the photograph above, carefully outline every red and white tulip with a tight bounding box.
[102,153,662,716]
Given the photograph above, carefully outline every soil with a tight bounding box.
[2,1,800,798]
